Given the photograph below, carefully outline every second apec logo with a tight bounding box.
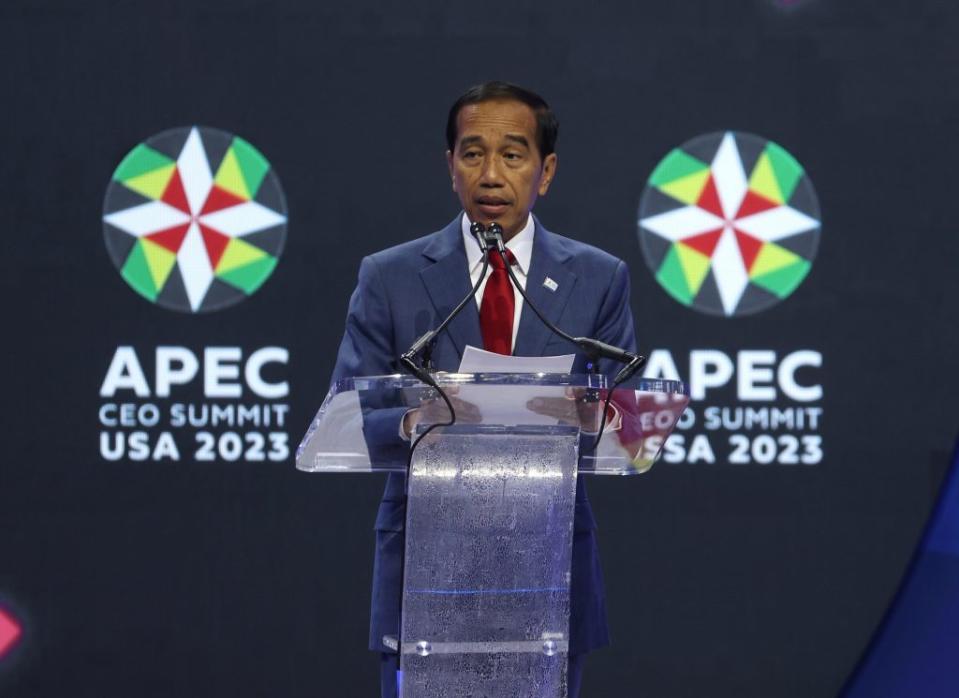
[639,132,825,466]
[639,131,820,317]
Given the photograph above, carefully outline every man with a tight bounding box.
[330,82,638,697]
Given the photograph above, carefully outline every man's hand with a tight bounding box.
[525,387,605,431]
[402,387,483,439]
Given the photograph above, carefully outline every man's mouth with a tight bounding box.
[475,197,510,216]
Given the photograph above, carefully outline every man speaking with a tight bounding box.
[330,81,639,697]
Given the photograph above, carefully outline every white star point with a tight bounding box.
[177,222,215,311]
[177,127,214,215]
[711,229,749,316]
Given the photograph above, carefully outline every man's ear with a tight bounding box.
[446,150,456,192]
[538,153,558,196]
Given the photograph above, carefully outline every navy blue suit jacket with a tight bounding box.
[329,215,638,655]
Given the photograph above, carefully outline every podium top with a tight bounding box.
[295,373,689,475]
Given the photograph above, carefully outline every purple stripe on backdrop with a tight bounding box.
[841,438,959,697]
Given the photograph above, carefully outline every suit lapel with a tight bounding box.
[419,217,483,360]
[513,220,577,357]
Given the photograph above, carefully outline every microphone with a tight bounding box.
[471,220,494,253]
[401,221,492,372]
[485,222,646,383]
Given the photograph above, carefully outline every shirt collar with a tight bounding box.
[461,212,535,275]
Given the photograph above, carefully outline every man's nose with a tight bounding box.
[479,156,504,186]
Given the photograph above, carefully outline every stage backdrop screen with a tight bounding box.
[1,1,957,696]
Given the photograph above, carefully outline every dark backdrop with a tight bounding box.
[1,1,958,696]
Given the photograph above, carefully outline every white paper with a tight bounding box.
[458,345,575,374]
[450,345,576,426]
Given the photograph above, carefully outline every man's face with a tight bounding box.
[446,99,557,240]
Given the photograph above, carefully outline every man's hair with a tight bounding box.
[446,81,559,159]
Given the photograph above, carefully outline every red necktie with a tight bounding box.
[480,249,516,355]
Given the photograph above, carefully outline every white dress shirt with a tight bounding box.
[401,213,621,439]
[460,213,534,353]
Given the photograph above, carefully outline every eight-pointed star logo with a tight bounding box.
[103,126,287,313]
[638,131,821,317]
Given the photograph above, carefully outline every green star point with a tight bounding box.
[649,149,709,188]
[655,245,694,305]
[751,259,811,298]
[232,137,270,198]
[120,241,159,301]
[217,256,278,294]
[114,144,174,182]
[765,142,804,202]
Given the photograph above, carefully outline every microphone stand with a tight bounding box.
[399,221,493,464]
[485,222,647,451]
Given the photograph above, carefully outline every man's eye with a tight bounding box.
[504,152,522,161]
[463,151,481,159]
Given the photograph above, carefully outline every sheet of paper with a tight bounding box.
[450,345,576,426]
[458,345,575,374]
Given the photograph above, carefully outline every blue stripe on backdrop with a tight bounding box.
[842,437,959,697]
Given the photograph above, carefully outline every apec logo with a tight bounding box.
[638,131,820,317]
[103,126,287,313]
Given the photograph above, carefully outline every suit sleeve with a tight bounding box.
[591,259,639,380]
[331,255,398,383]
[330,255,409,467]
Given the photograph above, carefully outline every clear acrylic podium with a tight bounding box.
[297,373,688,697]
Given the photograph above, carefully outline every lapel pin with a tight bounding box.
[543,276,559,292]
